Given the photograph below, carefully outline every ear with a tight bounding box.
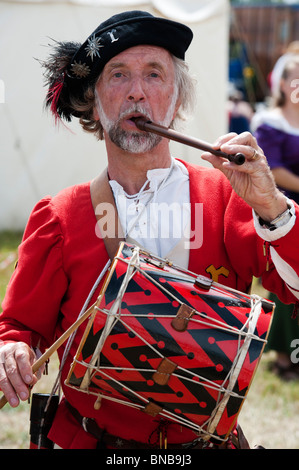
[93,104,100,121]
[174,97,181,116]
[93,83,101,121]
[171,97,182,122]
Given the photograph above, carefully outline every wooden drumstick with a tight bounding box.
[0,242,119,411]
[135,118,246,165]
[0,300,98,410]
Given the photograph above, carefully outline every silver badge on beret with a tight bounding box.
[85,34,104,61]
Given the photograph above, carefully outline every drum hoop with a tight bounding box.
[205,295,263,437]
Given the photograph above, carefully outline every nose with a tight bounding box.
[127,77,146,102]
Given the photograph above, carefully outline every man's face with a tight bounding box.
[94,45,179,153]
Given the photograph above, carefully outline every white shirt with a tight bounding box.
[109,158,190,267]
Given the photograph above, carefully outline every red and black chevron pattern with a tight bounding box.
[67,243,273,440]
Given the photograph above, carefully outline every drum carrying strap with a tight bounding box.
[90,169,125,260]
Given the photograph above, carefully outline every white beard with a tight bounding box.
[95,89,178,154]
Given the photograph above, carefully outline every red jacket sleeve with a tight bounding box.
[224,190,299,305]
[261,201,299,303]
[0,197,68,350]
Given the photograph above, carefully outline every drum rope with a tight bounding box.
[84,364,245,399]
[76,315,253,398]
[107,256,266,342]
[68,246,268,442]
[67,378,224,440]
[79,249,140,389]
[205,295,263,438]
[74,292,260,440]
[85,301,251,398]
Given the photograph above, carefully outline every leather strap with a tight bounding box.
[66,401,205,449]
[90,169,125,260]
[171,304,195,332]
[152,357,177,386]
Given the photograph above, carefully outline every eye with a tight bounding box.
[146,67,165,81]
[148,70,163,80]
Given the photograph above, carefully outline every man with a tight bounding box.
[0,10,299,449]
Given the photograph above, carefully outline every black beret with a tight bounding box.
[68,10,193,82]
[42,10,193,121]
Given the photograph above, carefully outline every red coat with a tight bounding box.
[1,160,299,448]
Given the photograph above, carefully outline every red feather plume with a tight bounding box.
[46,76,65,124]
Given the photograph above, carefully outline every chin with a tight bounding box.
[111,130,162,154]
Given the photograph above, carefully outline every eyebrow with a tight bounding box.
[106,60,166,72]
[106,61,125,71]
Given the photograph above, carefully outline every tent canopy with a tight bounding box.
[0,0,229,230]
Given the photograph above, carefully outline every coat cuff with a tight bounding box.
[253,198,296,242]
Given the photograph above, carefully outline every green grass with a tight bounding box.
[238,350,299,448]
[0,231,23,305]
[0,232,298,449]
[0,357,59,449]
[0,231,23,250]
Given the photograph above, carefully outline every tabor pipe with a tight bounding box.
[135,119,245,165]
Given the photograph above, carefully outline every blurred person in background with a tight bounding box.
[269,41,299,98]
[227,83,254,134]
[252,56,299,380]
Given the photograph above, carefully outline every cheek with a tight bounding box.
[94,87,118,120]
[162,89,179,114]
[153,87,175,110]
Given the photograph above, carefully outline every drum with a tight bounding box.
[66,243,274,442]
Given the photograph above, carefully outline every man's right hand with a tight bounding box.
[0,342,37,407]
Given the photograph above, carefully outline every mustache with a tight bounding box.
[119,104,152,122]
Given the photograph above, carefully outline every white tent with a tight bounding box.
[0,0,230,230]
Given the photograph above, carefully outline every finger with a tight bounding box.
[201,151,228,169]
[207,133,264,169]
[217,131,256,147]
[212,132,238,149]
[14,344,36,385]
[217,132,262,161]
[4,349,32,403]
[248,148,259,162]
[0,344,35,406]
[0,362,20,407]
[222,145,264,166]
